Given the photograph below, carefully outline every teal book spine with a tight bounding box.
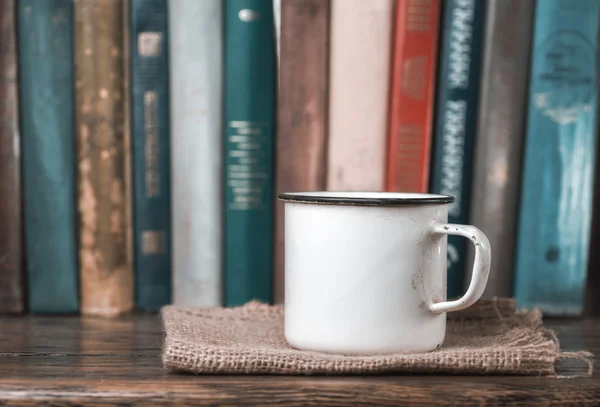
[515,0,600,315]
[18,0,79,313]
[224,0,276,306]
[130,0,171,310]
[429,0,485,298]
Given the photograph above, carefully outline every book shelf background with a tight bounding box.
[1,0,600,318]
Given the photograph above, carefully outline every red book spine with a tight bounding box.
[386,0,440,192]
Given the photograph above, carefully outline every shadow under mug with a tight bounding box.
[278,191,491,354]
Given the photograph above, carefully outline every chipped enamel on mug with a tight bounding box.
[278,191,492,354]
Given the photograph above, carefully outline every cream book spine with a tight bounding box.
[326,0,393,191]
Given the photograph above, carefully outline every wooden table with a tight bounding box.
[0,314,599,406]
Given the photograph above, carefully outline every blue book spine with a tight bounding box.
[515,0,600,315]
[429,0,485,298]
[130,0,171,310]
[18,0,79,313]
[224,0,276,306]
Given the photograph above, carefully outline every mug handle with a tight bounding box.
[428,223,491,314]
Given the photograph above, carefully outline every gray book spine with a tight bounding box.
[168,0,223,306]
[465,0,534,298]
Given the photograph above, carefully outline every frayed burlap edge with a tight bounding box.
[160,298,593,377]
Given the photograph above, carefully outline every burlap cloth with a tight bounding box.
[160,298,593,376]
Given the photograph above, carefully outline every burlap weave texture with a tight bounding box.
[161,298,592,375]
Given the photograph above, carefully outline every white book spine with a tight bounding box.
[326,0,393,191]
[169,0,222,306]
[273,0,281,60]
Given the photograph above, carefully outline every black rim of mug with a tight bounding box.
[277,192,455,206]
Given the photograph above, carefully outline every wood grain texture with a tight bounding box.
[0,0,23,314]
[74,0,133,316]
[274,0,329,304]
[0,315,598,406]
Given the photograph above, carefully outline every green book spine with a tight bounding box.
[18,0,79,313]
[130,0,171,311]
[429,0,485,298]
[224,0,276,306]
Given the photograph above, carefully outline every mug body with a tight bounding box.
[281,191,450,354]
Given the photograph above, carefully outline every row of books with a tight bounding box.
[0,0,598,317]
[0,0,277,315]
[276,0,600,317]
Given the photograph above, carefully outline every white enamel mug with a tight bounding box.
[278,191,491,354]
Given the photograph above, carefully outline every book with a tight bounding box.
[273,0,280,60]
[585,129,600,315]
[585,113,600,315]
[123,0,133,314]
[273,0,330,304]
[326,0,393,191]
[224,0,276,306]
[18,0,79,313]
[168,0,223,307]
[74,0,133,316]
[465,0,534,299]
[514,0,600,316]
[130,0,171,311]
[386,0,441,193]
[429,0,485,298]
[0,0,24,314]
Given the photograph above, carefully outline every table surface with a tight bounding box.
[0,314,598,406]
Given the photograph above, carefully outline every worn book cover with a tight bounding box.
[514,0,600,316]
[75,0,133,316]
